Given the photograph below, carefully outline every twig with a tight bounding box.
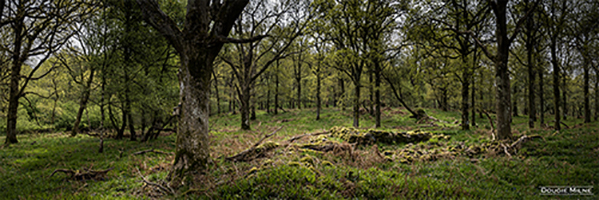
[480,109,496,139]
[132,149,172,156]
[250,127,282,150]
[373,145,384,159]
[135,167,174,195]
[225,127,283,162]
[510,135,543,149]
[501,143,512,158]
[560,121,570,129]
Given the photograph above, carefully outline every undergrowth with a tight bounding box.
[1,107,597,199]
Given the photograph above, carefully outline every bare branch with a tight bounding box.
[135,0,184,53]
[217,35,269,44]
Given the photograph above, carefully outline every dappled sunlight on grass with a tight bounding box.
[1,107,598,199]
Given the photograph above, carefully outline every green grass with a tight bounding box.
[1,107,598,199]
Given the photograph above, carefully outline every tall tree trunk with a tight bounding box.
[4,10,27,145]
[240,84,251,130]
[339,78,345,111]
[71,69,96,136]
[316,72,322,120]
[527,53,536,128]
[250,93,256,120]
[471,75,476,127]
[127,95,136,141]
[274,61,279,115]
[353,82,361,128]
[525,4,536,128]
[492,1,512,140]
[266,82,271,114]
[562,75,567,120]
[461,71,471,130]
[551,36,560,130]
[369,69,375,116]
[583,61,590,123]
[171,49,213,184]
[595,71,598,121]
[5,23,23,144]
[296,77,301,109]
[539,66,545,126]
[441,88,448,112]
[116,100,127,140]
[213,71,221,114]
[513,87,519,117]
[374,60,381,128]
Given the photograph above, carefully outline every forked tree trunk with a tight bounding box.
[136,0,248,187]
[5,15,24,144]
[71,69,95,137]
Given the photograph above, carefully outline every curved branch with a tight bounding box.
[135,0,184,53]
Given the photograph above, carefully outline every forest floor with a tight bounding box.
[1,107,598,199]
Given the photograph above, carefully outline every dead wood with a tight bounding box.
[509,134,543,149]
[50,167,114,181]
[225,127,282,162]
[560,121,570,129]
[286,131,328,143]
[480,109,496,140]
[132,149,172,156]
[136,167,174,195]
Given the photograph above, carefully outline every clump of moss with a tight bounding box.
[300,155,315,167]
[329,126,362,142]
[257,141,280,151]
[288,161,301,167]
[328,126,435,145]
[321,160,334,167]
[247,166,259,174]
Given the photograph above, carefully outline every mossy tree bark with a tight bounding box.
[491,1,513,140]
[471,0,537,139]
[136,0,249,186]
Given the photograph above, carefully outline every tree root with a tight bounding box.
[50,167,114,181]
